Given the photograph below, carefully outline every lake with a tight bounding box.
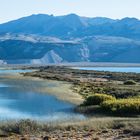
[0,69,84,122]
[74,67,140,73]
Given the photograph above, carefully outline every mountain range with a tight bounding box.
[0,14,140,64]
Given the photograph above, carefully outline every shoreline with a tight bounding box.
[1,72,83,105]
[0,66,140,139]
[1,62,140,69]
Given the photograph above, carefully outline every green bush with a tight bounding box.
[83,93,116,106]
[101,98,140,115]
[124,80,136,85]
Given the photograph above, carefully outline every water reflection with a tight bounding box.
[0,69,85,121]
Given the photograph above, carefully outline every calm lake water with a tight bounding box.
[0,69,84,121]
[0,69,33,74]
[75,67,140,73]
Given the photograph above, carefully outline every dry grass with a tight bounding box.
[0,117,139,140]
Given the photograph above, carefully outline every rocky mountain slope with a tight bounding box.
[0,34,140,64]
[0,14,140,64]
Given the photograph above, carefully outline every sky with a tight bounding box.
[0,0,139,23]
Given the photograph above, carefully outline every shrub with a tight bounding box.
[101,98,140,115]
[1,119,39,135]
[83,93,116,106]
[17,119,39,134]
[124,80,136,85]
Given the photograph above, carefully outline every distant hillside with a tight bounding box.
[0,14,140,64]
[0,34,140,64]
[0,14,140,39]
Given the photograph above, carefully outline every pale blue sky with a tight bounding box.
[0,0,139,23]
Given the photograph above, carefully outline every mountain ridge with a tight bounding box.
[0,14,140,64]
[0,14,140,39]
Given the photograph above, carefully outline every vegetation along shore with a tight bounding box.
[0,66,139,140]
[19,66,140,139]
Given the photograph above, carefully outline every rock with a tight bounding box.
[131,130,140,136]
[43,136,51,140]
[101,130,108,133]
[21,137,29,140]
[92,137,100,140]
[123,129,132,134]
[0,134,8,138]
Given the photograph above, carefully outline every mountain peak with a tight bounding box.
[120,17,139,23]
[65,13,78,17]
[28,14,52,19]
